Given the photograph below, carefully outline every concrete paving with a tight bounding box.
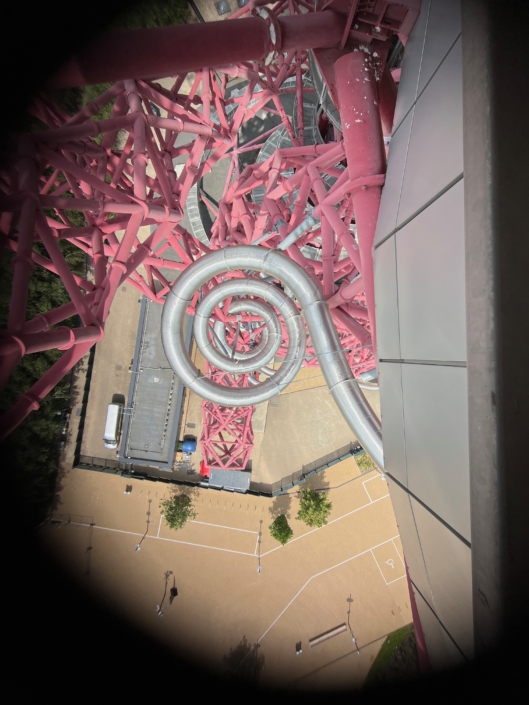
[176,358,380,485]
[251,384,380,484]
[44,459,411,690]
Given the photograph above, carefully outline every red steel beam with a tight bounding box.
[49,11,346,89]
[334,50,387,361]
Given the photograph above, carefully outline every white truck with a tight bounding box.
[103,402,123,449]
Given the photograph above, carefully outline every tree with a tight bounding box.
[0,243,85,528]
[296,488,333,528]
[269,514,293,545]
[223,636,265,683]
[160,493,197,531]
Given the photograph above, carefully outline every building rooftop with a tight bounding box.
[119,296,192,469]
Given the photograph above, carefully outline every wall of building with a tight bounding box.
[373,0,473,668]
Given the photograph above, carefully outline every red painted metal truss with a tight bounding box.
[0,0,420,472]
[201,360,255,472]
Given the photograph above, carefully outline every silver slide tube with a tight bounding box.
[162,246,383,468]
[194,280,283,373]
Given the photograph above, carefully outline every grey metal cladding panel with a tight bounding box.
[373,238,400,359]
[209,469,251,491]
[402,364,470,541]
[413,587,466,670]
[375,108,415,246]
[141,301,169,369]
[411,498,474,659]
[397,38,463,226]
[418,0,461,95]
[392,0,430,133]
[129,369,174,455]
[396,179,466,362]
[379,363,406,484]
[386,478,431,604]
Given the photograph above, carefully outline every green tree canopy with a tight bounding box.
[296,488,333,528]
[269,514,293,545]
[160,493,197,531]
[0,241,85,527]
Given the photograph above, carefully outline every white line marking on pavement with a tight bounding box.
[392,538,406,567]
[361,478,374,503]
[157,515,163,537]
[190,520,258,534]
[254,534,401,647]
[371,548,390,585]
[362,474,390,503]
[370,543,407,586]
[261,494,392,558]
[70,522,256,557]
[148,535,256,557]
[66,494,393,564]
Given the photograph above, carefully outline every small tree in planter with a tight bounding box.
[160,493,197,531]
[269,514,294,545]
[296,488,332,528]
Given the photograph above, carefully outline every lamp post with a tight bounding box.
[257,519,263,574]
[135,498,152,551]
[351,631,361,655]
[156,570,172,617]
[347,594,361,655]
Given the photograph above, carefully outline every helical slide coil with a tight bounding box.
[161,245,383,469]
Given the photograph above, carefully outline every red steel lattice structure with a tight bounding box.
[0,0,420,473]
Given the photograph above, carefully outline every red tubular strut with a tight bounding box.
[49,11,346,89]
[334,50,387,361]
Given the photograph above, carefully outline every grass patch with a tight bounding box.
[355,451,377,474]
[364,624,415,687]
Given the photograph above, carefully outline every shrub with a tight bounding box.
[269,514,293,545]
[160,493,197,531]
[296,488,332,528]
[355,452,376,474]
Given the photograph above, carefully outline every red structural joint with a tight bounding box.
[11,253,36,272]
[346,173,386,194]
[0,334,26,357]
[19,392,40,414]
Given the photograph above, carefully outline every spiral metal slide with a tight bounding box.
[161,245,384,469]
